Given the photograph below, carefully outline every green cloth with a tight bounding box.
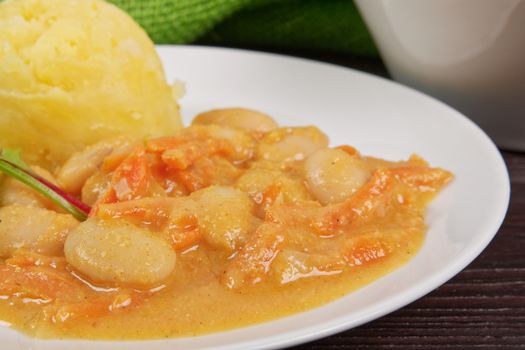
[108,0,377,57]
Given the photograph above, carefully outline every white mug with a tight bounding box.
[355,0,525,150]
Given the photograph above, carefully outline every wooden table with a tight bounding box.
[280,51,525,350]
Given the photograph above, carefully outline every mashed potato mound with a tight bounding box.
[0,0,182,168]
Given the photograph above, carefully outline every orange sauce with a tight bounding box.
[0,122,452,339]
[0,238,421,339]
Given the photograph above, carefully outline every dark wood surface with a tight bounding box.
[279,51,525,350]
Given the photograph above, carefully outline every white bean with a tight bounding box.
[198,125,256,162]
[0,204,78,257]
[191,185,257,252]
[236,168,312,217]
[304,148,371,205]
[81,170,111,206]
[58,137,136,194]
[256,127,329,164]
[193,108,278,133]
[64,218,176,287]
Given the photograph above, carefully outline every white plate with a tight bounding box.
[2,46,510,350]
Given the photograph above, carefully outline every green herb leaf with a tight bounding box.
[0,149,91,221]
[0,148,30,170]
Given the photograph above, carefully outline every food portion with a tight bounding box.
[0,107,452,339]
[0,0,452,340]
[0,0,182,169]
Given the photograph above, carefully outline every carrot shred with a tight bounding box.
[312,168,395,235]
[343,237,390,267]
[336,145,361,157]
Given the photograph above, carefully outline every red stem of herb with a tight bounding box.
[2,159,91,215]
